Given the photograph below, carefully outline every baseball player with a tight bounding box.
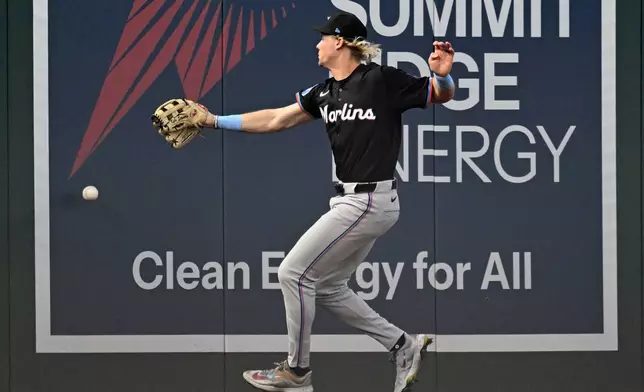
[152,10,455,392]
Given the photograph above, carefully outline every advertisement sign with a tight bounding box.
[33,0,617,352]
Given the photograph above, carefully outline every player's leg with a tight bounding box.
[279,195,380,370]
[315,195,433,392]
[242,193,382,392]
[316,239,407,350]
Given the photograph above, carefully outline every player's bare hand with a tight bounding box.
[429,41,455,77]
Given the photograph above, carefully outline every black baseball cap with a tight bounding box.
[312,11,368,41]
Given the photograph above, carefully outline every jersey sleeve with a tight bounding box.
[380,65,432,112]
[295,83,323,119]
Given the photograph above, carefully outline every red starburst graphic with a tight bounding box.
[70,0,296,177]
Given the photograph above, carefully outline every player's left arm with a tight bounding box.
[428,41,456,104]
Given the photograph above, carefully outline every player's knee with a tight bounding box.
[277,262,297,286]
[317,282,345,298]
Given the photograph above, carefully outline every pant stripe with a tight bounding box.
[295,193,373,367]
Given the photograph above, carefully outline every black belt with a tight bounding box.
[334,179,397,196]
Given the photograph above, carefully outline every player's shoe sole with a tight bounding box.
[400,335,433,392]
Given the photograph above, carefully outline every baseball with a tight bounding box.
[82,185,99,201]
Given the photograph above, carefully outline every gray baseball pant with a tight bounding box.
[277,181,405,369]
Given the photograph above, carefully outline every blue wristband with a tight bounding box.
[434,73,454,91]
[216,114,243,130]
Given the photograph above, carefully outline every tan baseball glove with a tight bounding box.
[151,98,210,148]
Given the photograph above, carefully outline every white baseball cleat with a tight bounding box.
[391,334,433,392]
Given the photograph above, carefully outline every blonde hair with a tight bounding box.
[337,36,381,63]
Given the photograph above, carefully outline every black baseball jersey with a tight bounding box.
[295,62,432,183]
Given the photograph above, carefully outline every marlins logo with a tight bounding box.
[70,0,296,177]
[319,103,376,124]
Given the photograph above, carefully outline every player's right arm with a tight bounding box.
[203,103,312,133]
[202,83,324,133]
